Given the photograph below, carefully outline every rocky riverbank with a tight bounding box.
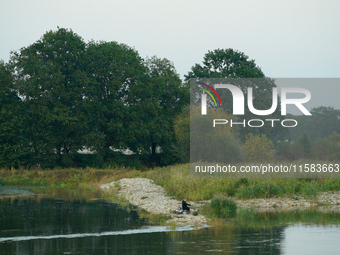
[235,191,340,213]
[100,178,340,227]
[100,178,209,227]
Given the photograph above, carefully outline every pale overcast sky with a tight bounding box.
[1,0,339,78]
[1,0,340,111]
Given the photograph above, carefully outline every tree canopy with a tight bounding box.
[186,48,286,142]
[185,48,265,80]
[2,29,337,169]
[10,28,92,167]
[288,106,340,142]
[0,61,28,167]
[2,28,188,168]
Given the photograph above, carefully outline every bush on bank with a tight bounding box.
[204,197,237,219]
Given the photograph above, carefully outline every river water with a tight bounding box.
[0,186,339,254]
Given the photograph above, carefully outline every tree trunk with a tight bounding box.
[152,142,156,156]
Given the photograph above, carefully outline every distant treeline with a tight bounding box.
[175,105,340,164]
[281,106,340,161]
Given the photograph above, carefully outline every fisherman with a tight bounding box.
[182,199,192,212]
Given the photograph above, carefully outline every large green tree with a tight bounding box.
[141,56,189,164]
[85,50,187,165]
[6,28,188,168]
[10,28,95,167]
[0,61,30,167]
[84,40,147,163]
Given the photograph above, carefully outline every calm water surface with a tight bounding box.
[0,186,339,254]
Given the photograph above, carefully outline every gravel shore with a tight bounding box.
[100,178,209,227]
[100,178,340,227]
[235,191,340,213]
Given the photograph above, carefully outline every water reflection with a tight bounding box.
[0,187,339,254]
[0,199,145,238]
[171,226,284,255]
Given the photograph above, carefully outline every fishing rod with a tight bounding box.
[191,189,214,205]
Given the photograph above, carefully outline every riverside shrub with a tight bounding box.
[209,197,237,218]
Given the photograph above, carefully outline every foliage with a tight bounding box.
[1,163,340,200]
[235,182,283,199]
[0,61,29,168]
[185,48,264,79]
[288,106,340,142]
[190,105,245,164]
[324,132,340,160]
[0,167,140,187]
[3,28,188,168]
[242,133,274,162]
[140,56,189,165]
[313,132,340,161]
[139,163,340,201]
[275,141,296,161]
[186,49,287,142]
[173,105,190,163]
[9,28,92,167]
[297,133,313,158]
[275,132,340,162]
[84,40,146,163]
[205,197,237,219]
[1,28,338,168]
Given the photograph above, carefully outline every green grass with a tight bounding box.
[1,162,340,201]
[0,167,141,187]
[141,164,340,201]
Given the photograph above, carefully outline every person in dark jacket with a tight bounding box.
[182,199,191,212]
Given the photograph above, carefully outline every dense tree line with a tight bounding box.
[0,28,188,168]
[1,28,339,168]
[287,107,340,142]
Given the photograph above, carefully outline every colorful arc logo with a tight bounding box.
[197,82,222,106]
